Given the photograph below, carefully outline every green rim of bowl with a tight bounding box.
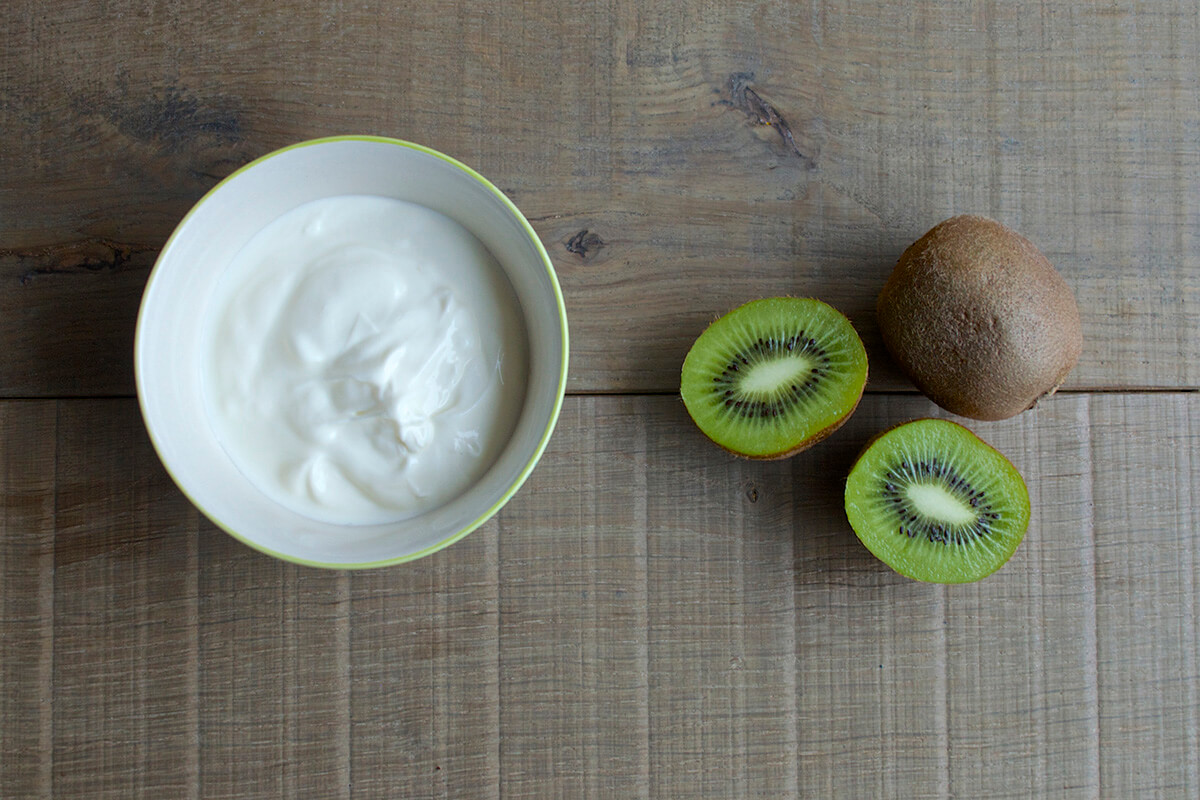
[134,135,570,569]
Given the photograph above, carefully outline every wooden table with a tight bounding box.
[2,2,1197,797]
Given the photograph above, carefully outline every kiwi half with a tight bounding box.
[844,418,1030,583]
[681,297,868,459]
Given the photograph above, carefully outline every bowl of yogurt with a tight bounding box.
[135,136,568,567]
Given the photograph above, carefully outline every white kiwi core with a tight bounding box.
[742,357,814,393]
[905,483,977,526]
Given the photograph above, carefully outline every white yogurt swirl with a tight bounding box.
[201,195,528,525]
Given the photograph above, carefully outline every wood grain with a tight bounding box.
[1,394,1196,797]
[497,397,651,798]
[50,400,201,799]
[2,0,1199,797]
[196,537,351,799]
[0,402,56,797]
[1092,395,1199,797]
[348,520,499,797]
[1,0,1198,396]
[639,398,798,797]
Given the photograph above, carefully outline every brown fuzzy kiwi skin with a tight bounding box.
[877,215,1083,421]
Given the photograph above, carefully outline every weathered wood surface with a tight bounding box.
[1,395,1197,798]
[1,1,1198,395]
[3,0,1199,798]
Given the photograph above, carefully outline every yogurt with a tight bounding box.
[201,195,529,525]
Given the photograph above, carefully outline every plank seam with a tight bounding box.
[4,387,1200,402]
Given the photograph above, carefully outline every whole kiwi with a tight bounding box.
[877,215,1082,421]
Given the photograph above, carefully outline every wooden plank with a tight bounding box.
[639,399,799,797]
[1092,395,1199,798]
[1,394,1197,796]
[795,398,1107,797]
[0,240,158,397]
[496,396,652,798]
[0,401,56,796]
[196,533,352,800]
[348,523,500,798]
[2,0,1199,396]
[50,400,201,798]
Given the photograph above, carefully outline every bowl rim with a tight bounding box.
[134,135,569,569]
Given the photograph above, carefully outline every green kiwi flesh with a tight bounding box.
[680,297,868,459]
[844,418,1030,583]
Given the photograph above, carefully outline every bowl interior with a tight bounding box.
[136,138,567,567]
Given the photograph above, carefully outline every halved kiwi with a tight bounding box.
[844,418,1030,583]
[680,297,868,459]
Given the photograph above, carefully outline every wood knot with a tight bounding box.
[566,229,605,258]
[724,72,817,169]
[6,239,151,285]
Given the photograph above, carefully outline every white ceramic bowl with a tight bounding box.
[135,136,568,567]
